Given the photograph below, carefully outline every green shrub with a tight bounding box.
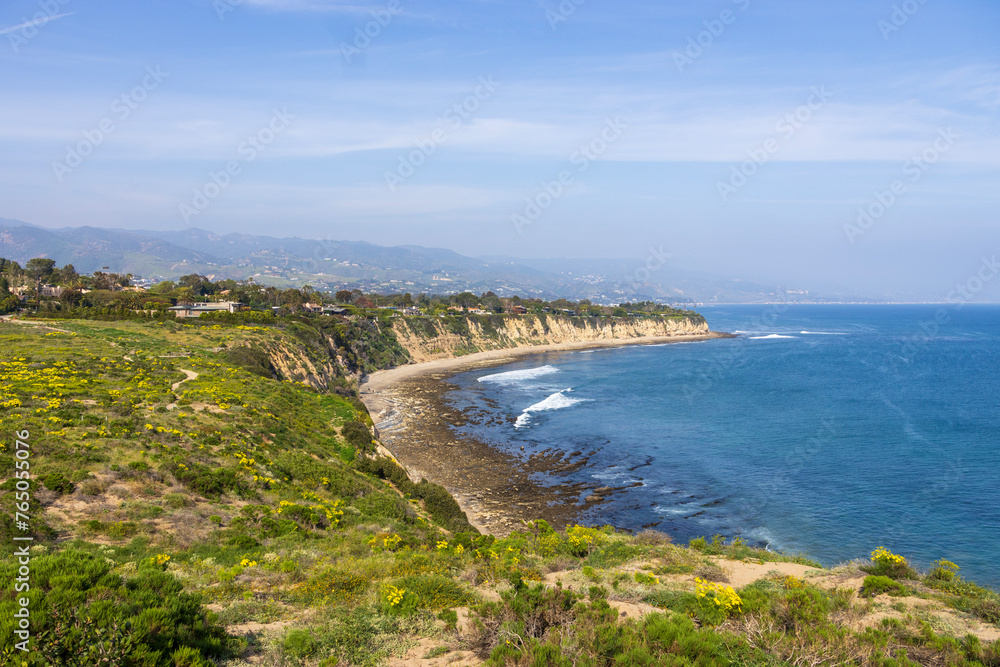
[0,550,237,666]
[109,521,142,539]
[79,479,105,496]
[438,608,458,631]
[283,629,317,660]
[971,598,1000,624]
[164,493,194,508]
[41,472,75,495]
[393,574,473,610]
[170,462,253,500]
[225,346,279,380]
[355,457,475,533]
[341,419,375,452]
[863,547,918,580]
[927,559,960,582]
[777,587,832,628]
[352,492,409,521]
[861,575,908,598]
[634,572,659,586]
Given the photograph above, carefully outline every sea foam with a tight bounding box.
[478,365,559,385]
[514,389,589,428]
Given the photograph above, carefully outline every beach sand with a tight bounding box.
[358,332,728,535]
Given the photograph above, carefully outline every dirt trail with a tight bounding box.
[171,369,199,392]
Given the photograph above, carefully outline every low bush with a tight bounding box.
[282,628,317,661]
[169,462,254,500]
[41,472,75,495]
[341,419,375,453]
[0,550,238,667]
[356,456,475,533]
[224,345,279,380]
[861,575,908,598]
[863,546,918,580]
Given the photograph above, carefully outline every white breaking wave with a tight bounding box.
[514,389,590,428]
[478,365,559,385]
[749,334,797,339]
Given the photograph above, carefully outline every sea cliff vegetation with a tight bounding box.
[0,316,998,666]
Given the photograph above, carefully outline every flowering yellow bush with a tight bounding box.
[693,578,742,624]
[383,585,406,607]
[871,547,906,566]
[566,525,604,556]
[867,546,915,579]
[635,572,659,586]
[369,533,403,552]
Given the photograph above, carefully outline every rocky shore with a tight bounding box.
[359,332,731,535]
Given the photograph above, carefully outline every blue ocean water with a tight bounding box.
[443,305,1000,588]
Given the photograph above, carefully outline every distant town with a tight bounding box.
[0,257,702,320]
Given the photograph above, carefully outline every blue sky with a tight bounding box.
[1,0,999,298]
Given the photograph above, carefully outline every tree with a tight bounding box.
[482,294,503,313]
[0,295,19,315]
[453,292,479,309]
[150,280,176,294]
[176,274,214,296]
[55,263,79,286]
[26,258,56,282]
[61,288,84,307]
[26,258,56,310]
[335,290,354,304]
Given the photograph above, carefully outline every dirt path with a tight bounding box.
[172,369,199,392]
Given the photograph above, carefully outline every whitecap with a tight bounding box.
[514,389,590,429]
[749,334,797,339]
[478,365,559,385]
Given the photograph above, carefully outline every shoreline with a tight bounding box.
[359,331,730,415]
[358,331,730,535]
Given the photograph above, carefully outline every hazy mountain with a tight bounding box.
[0,222,842,303]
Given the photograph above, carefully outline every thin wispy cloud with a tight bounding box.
[0,12,72,36]
[1,0,998,294]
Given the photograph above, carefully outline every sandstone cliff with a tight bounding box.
[230,314,710,390]
[392,314,710,364]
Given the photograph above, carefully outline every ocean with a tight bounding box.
[441,304,1000,588]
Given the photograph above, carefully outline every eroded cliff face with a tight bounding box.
[233,315,710,390]
[392,315,709,363]
[264,339,343,391]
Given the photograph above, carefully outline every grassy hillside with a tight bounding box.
[0,318,998,667]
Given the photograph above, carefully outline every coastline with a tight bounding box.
[359,331,730,535]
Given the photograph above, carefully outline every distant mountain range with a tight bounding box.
[0,219,859,303]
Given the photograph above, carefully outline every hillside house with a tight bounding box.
[167,301,246,318]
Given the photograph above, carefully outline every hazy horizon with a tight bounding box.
[2,1,999,301]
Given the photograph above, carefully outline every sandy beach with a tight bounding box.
[360,332,728,411]
[358,332,729,535]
